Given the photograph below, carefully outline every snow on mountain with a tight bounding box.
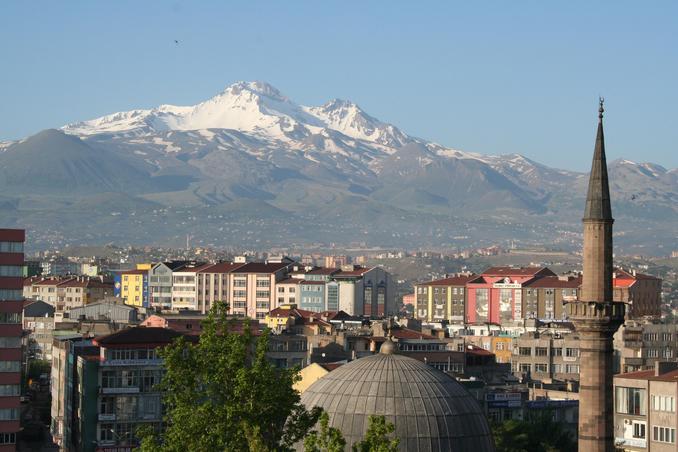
[304,99,410,147]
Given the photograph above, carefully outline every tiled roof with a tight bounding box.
[23,300,55,317]
[481,267,556,277]
[319,362,345,371]
[390,328,437,340]
[422,275,475,286]
[306,268,340,275]
[198,262,246,273]
[523,276,582,288]
[235,262,290,274]
[93,327,183,347]
[278,278,303,285]
[173,263,210,273]
[333,267,371,277]
[616,369,678,382]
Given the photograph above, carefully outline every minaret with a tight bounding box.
[567,99,625,452]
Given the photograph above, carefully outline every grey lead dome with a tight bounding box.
[300,352,495,451]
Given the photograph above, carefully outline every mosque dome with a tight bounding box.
[300,341,495,451]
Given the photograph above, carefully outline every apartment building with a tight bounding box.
[24,276,114,318]
[276,278,302,307]
[86,328,184,451]
[114,269,149,308]
[170,262,209,311]
[522,275,580,320]
[50,336,100,450]
[414,274,474,323]
[0,229,24,450]
[466,267,557,324]
[195,262,245,313]
[614,362,678,451]
[614,269,662,319]
[511,331,581,382]
[22,300,55,361]
[228,262,291,319]
[331,265,394,317]
[148,261,191,310]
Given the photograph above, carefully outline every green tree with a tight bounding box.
[304,411,346,452]
[352,415,399,452]
[139,301,320,452]
[492,411,576,452]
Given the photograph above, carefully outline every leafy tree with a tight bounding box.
[492,411,576,452]
[139,301,320,452]
[304,411,346,452]
[352,415,399,452]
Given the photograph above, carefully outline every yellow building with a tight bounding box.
[116,268,148,307]
[264,304,300,330]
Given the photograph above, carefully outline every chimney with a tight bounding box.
[655,361,678,377]
[632,269,637,277]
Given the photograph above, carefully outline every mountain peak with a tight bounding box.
[222,81,288,102]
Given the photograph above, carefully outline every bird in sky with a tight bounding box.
[174,40,179,45]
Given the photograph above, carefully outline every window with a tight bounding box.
[0,361,20,372]
[535,363,548,373]
[633,421,646,439]
[255,290,270,299]
[0,408,19,420]
[616,387,646,415]
[565,348,579,358]
[0,433,16,444]
[653,426,676,444]
[0,385,20,396]
[552,348,563,356]
[289,287,295,293]
[0,266,22,277]
[0,313,21,324]
[0,337,21,348]
[535,347,548,356]
[651,394,675,412]
[648,349,659,358]
[256,279,270,288]
[565,364,579,374]
[233,290,246,298]
[100,396,115,414]
[519,347,531,356]
[519,363,531,373]
[233,278,246,288]
[552,364,562,374]
[0,241,23,253]
[278,287,285,293]
[0,289,22,300]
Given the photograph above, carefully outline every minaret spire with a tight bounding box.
[583,97,613,221]
[567,99,625,452]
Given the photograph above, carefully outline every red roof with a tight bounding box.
[319,362,345,371]
[423,275,475,286]
[306,268,340,275]
[197,262,246,274]
[333,267,371,277]
[481,267,556,277]
[523,276,582,289]
[235,262,290,274]
[278,278,303,285]
[616,368,678,382]
[390,328,437,340]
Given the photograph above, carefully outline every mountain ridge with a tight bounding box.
[0,81,675,253]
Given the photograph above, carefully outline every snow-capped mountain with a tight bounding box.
[0,81,675,252]
[63,81,412,148]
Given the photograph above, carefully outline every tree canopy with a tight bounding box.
[139,301,320,452]
[492,412,576,452]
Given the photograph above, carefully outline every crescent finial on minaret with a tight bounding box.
[599,97,605,119]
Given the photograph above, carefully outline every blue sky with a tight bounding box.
[1,1,676,171]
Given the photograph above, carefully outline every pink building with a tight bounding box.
[466,267,556,324]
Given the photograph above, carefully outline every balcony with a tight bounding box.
[101,387,140,394]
